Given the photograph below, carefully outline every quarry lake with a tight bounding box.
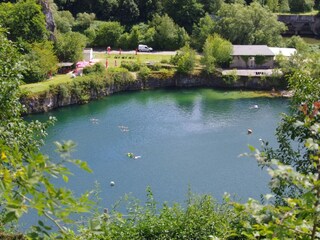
[27,88,289,209]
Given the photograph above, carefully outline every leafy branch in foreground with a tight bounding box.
[233,102,320,239]
[0,29,93,238]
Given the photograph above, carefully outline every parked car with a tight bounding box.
[138,44,153,52]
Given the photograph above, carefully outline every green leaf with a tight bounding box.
[3,211,17,224]
[62,175,69,183]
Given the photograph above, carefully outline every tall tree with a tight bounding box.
[279,0,290,12]
[149,14,189,50]
[136,0,163,22]
[289,0,314,12]
[0,0,48,44]
[92,21,123,47]
[114,0,139,25]
[163,0,205,33]
[191,13,216,51]
[201,34,232,73]
[23,41,58,83]
[215,2,286,45]
[0,30,93,237]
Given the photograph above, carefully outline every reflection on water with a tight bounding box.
[26,89,289,210]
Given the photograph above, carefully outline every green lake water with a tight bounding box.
[28,88,289,209]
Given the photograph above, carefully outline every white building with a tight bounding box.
[83,48,93,62]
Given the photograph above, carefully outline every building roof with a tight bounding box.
[269,47,297,57]
[232,45,275,56]
[57,62,74,67]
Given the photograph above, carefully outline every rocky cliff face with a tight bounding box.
[21,74,287,115]
[278,15,320,37]
[39,0,56,41]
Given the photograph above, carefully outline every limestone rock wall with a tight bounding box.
[21,74,286,114]
[278,15,320,36]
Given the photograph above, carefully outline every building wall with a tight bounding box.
[83,48,93,62]
[230,56,274,69]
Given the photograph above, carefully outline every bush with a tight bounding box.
[83,62,106,75]
[170,45,196,74]
[147,62,161,71]
[120,61,141,71]
[106,67,135,85]
[138,66,151,80]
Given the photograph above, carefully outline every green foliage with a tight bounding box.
[53,10,75,33]
[215,2,286,45]
[77,189,236,239]
[202,34,232,73]
[280,0,291,12]
[0,0,48,44]
[83,62,106,75]
[170,45,196,74]
[106,67,135,85]
[163,0,205,33]
[55,31,87,62]
[0,31,93,237]
[22,41,58,83]
[92,21,124,48]
[149,14,189,51]
[266,0,279,12]
[191,13,215,51]
[222,69,239,85]
[254,55,267,65]
[73,12,96,33]
[289,0,315,12]
[120,61,141,71]
[138,65,151,80]
[286,36,309,53]
[232,103,320,238]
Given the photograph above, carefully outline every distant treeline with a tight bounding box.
[0,0,318,84]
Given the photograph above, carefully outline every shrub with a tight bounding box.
[138,66,151,80]
[106,67,135,85]
[83,62,106,75]
[120,61,141,71]
[147,62,161,71]
[170,45,196,74]
[58,84,71,99]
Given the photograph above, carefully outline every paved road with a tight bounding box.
[94,50,177,55]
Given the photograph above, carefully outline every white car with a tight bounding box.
[138,44,153,52]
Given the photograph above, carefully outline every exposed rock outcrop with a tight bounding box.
[21,73,287,114]
[278,15,320,37]
[39,0,56,41]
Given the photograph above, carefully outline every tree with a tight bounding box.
[136,0,163,22]
[53,10,75,33]
[266,0,279,12]
[92,21,123,48]
[170,45,196,74]
[0,30,92,237]
[215,2,286,45]
[149,14,189,50]
[191,13,215,51]
[55,31,87,62]
[0,0,48,44]
[286,35,309,53]
[289,0,314,12]
[163,0,205,33]
[279,0,290,12]
[232,113,320,238]
[114,0,139,25]
[201,34,232,73]
[22,41,58,83]
[73,12,96,32]
[199,0,224,14]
